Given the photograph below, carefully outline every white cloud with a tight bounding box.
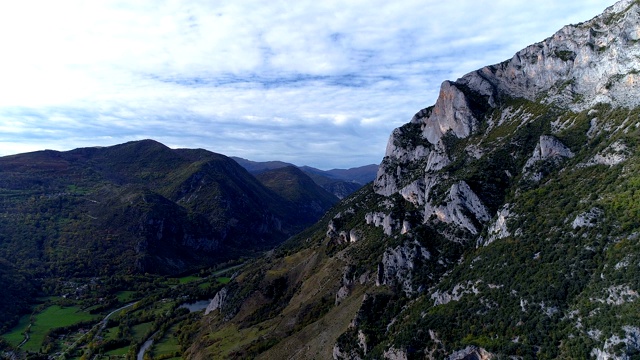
[0,0,614,168]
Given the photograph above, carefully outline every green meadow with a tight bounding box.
[3,305,97,352]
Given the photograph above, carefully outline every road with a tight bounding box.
[58,301,138,360]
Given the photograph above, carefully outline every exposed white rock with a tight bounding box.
[524,135,575,170]
[483,204,512,246]
[383,347,408,360]
[590,285,639,305]
[426,181,490,234]
[349,229,362,243]
[426,141,451,171]
[365,212,395,235]
[378,241,431,295]
[359,271,370,285]
[357,330,368,355]
[374,127,432,197]
[333,343,362,360]
[589,329,603,341]
[591,325,640,360]
[400,179,426,207]
[447,346,493,360]
[615,256,631,270]
[400,220,412,235]
[465,144,484,159]
[422,81,479,145]
[458,0,640,112]
[335,285,350,305]
[572,207,604,229]
[432,281,481,306]
[326,220,337,237]
[581,140,630,167]
[205,288,228,315]
[539,302,559,317]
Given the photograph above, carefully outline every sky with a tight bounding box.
[0,1,614,169]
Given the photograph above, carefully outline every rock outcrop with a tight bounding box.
[377,241,431,295]
[422,81,480,144]
[447,346,493,360]
[204,288,228,315]
[458,0,640,111]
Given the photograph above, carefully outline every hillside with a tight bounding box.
[255,166,339,224]
[232,157,378,199]
[187,1,640,359]
[0,140,340,333]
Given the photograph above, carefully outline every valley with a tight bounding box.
[2,1,640,359]
[2,262,240,359]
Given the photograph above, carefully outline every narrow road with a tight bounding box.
[137,332,159,360]
[58,301,138,360]
[17,325,30,348]
[98,302,137,334]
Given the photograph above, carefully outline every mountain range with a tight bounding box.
[231,157,378,199]
[180,1,640,359]
[1,1,640,359]
[0,140,343,333]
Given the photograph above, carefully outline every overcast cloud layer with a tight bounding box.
[0,1,612,169]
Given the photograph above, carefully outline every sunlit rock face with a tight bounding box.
[373,0,640,242]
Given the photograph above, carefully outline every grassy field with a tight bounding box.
[102,326,120,341]
[152,327,182,358]
[2,314,31,346]
[132,322,153,342]
[177,275,201,284]
[104,346,129,356]
[3,305,97,352]
[115,290,137,303]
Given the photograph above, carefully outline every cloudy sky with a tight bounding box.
[0,1,613,169]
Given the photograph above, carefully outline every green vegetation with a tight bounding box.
[554,50,576,61]
[3,305,98,352]
[0,139,339,339]
[0,260,239,358]
[179,75,640,359]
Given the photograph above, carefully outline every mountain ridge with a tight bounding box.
[232,156,378,199]
[187,1,640,359]
[0,139,337,278]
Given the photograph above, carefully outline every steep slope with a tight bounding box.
[231,157,294,173]
[232,156,378,199]
[300,164,379,185]
[0,140,330,278]
[188,1,640,359]
[0,259,36,335]
[255,166,339,224]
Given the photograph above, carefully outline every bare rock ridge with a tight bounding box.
[375,0,640,237]
[459,0,640,112]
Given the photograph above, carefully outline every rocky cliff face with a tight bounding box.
[190,2,640,359]
[374,0,640,241]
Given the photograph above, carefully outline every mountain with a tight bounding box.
[230,157,294,174]
[0,140,338,279]
[186,1,640,359]
[255,166,339,224]
[232,157,378,199]
[0,260,35,335]
[300,164,380,186]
